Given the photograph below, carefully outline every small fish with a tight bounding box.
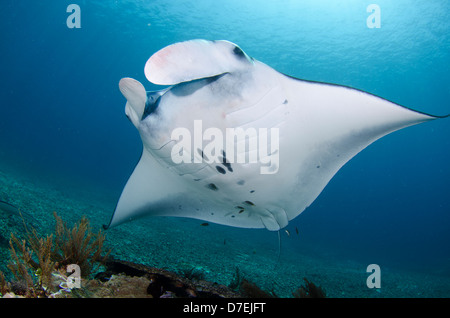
[295,226,299,235]
[200,222,209,226]
[285,229,290,237]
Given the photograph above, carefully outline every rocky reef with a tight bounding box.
[0,211,325,298]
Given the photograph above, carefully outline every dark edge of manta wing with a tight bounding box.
[281,73,450,119]
[0,200,34,219]
[103,148,145,230]
[0,199,18,210]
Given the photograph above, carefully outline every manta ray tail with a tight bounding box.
[275,230,282,269]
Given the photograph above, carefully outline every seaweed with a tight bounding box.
[0,271,8,296]
[236,274,324,298]
[8,231,55,296]
[179,266,206,281]
[1,212,110,297]
[239,279,275,298]
[228,266,242,290]
[51,212,110,277]
[292,278,326,298]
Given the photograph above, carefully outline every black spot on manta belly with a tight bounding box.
[219,151,233,172]
[237,180,245,185]
[219,157,233,172]
[216,166,226,174]
[243,201,255,206]
[197,148,209,161]
[206,183,219,191]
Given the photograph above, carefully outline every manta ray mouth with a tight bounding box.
[142,91,162,119]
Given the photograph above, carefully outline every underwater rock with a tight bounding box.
[1,256,326,298]
[93,258,240,298]
[2,292,25,298]
[85,274,152,298]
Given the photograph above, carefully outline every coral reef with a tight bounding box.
[51,212,109,277]
[69,274,153,298]
[1,253,327,298]
[1,212,110,297]
[0,211,327,298]
[8,232,54,296]
[96,258,240,298]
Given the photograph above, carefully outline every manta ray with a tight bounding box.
[104,39,447,231]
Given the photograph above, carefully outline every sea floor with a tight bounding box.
[1,165,449,298]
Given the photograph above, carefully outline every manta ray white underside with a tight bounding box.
[105,39,447,231]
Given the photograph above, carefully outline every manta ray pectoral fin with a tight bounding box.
[119,77,147,128]
[104,149,193,229]
[144,39,253,85]
[279,77,447,223]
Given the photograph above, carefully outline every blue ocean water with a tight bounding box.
[0,0,449,297]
